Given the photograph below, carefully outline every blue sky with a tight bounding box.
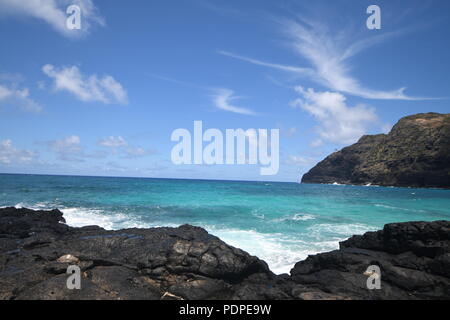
[0,0,449,182]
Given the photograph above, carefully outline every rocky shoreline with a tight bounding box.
[1,207,449,300]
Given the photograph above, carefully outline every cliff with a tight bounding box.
[301,113,450,188]
[1,207,449,300]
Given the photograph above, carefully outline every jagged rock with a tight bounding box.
[0,207,274,300]
[0,207,449,300]
[301,113,450,188]
[290,220,450,300]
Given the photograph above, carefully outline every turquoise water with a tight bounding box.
[1,173,450,274]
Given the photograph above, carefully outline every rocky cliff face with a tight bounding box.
[301,113,450,188]
[1,207,449,300]
[290,220,450,299]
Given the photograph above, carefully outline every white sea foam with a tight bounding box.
[307,223,375,239]
[61,207,181,230]
[272,213,316,222]
[251,212,265,219]
[61,208,132,229]
[12,202,143,230]
[198,224,365,275]
[14,201,56,210]
[292,213,316,221]
[374,204,426,213]
[202,226,309,274]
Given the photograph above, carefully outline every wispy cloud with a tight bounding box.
[219,50,315,77]
[147,73,208,91]
[99,136,128,148]
[148,74,258,116]
[46,134,155,162]
[219,17,430,100]
[0,84,42,112]
[0,0,104,37]
[50,135,84,161]
[285,155,317,167]
[123,146,156,158]
[98,135,156,158]
[213,88,257,115]
[43,64,128,105]
[291,87,379,145]
[0,139,38,164]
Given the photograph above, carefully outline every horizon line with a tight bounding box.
[0,172,300,184]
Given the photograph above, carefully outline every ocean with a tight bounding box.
[1,173,449,274]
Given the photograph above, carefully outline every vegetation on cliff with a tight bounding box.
[302,113,450,188]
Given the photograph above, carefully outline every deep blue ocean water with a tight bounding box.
[1,173,450,274]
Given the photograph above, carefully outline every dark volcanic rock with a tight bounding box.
[1,207,449,300]
[290,220,450,299]
[0,207,278,300]
[301,113,450,188]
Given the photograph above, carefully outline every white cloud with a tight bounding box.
[47,135,154,162]
[52,135,81,151]
[310,139,324,148]
[0,0,104,37]
[98,135,155,158]
[219,18,428,101]
[285,155,316,167]
[218,51,315,77]
[42,64,128,105]
[0,139,38,164]
[0,84,42,112]
[124,146,155,158]
[99,136,128,148]
[291,87,379,145]
[50,135,83,161]
[0,85,11,100]
[213,88,257,115]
